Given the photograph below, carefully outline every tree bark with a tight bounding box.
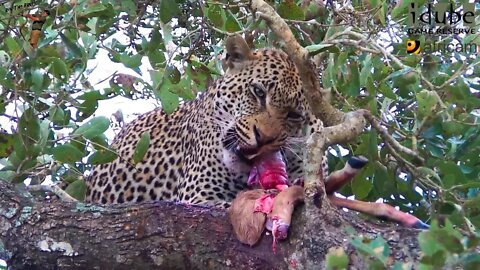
[0,181,422,270]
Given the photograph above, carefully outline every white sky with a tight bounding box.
[84,39,158,139]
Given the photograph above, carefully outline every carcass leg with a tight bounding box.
[329,196,429,229]
[325,156,429,229]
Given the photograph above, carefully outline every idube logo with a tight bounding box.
[408,2,476,35]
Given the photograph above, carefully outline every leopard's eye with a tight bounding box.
[286,111,304,122]
[251,83,266,99]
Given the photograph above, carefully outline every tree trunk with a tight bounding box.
[0,181,421,270]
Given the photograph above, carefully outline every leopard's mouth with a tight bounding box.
[235,144,281,162]
[237,145,259,157]
[232,145,257,164]
[223,126,281,162]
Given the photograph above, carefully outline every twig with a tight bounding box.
[283,18,348,28]
[28,184,78,203]
[364,111,425,164]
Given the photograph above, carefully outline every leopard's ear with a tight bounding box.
[224,35,256,71]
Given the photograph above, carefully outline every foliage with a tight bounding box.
[0,0,479,266]
[326,222,480,269]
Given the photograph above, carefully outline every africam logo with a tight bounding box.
[406,40,479,55]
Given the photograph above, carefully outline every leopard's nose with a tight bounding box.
[253,125,275,147]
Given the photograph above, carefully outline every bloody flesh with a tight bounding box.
[247,151,289,191]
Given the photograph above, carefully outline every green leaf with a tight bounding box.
[49,57,70,80]
[151,70,180,113]
[60,33,84,58]
[305,44,334,55]
[121,0,137,18]
[323,55,335,88]
[451,182,480,191]
[351,165,373,199]
[52,144,84,163]
[277,1,305,20]
[170,76,196,100]
[378,81,397,99]
[120,53,142,69]
[392,262,413,270]
[384,67,413,81]
[88,149,117,165]
[350,236,390,264]
[225,10,241,32]
[160,0,181,23]
[0,170,15,182]
[186,60,212,91]
[5,37,21,55]
[83,3,111,17]
[18,108,40,146]
[373,162,391,195]
[464,253,480,270]
[38,120,50,148]
[146,30,164,52]
[0,132,15,158]
[165,66,181,84]
[132,132,150,164]
[207,4,225,28]
[343,62,360,96]
[369,0,386,25]
[418,220,464,257]
[360,55,372,86]
[326,247,349,270]
[416,90,439,119]
[31,70,44,93]
[65,180,87,201]
[73,116,110,140]
[90,134,109,150]
[148,50,166,69]
[325,25,346,40]
[49,105,66,125]
[158,82,180,113]
[367,130,378,159]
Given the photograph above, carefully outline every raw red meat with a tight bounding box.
[247,151,289,191]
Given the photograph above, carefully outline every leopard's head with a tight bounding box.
[216,35,309,161]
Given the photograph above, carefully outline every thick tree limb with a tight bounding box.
[303,110,367,197]
[0,180,423,270]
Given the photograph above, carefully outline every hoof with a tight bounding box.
[412,220,430,229]
[348,156,369,169]
[274,224,289,240]
[266,219,290,240]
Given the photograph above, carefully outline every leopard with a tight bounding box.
[85,35,325,208]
